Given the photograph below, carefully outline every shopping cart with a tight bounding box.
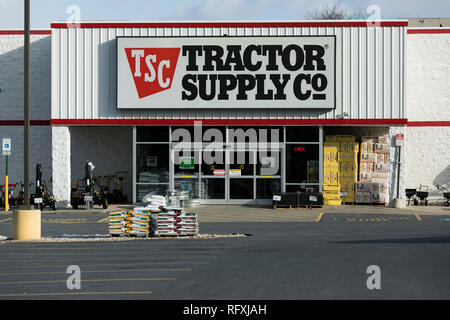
[436,184,450,207]
[416,185,429,206]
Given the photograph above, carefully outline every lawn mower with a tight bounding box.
[71,161,108,210]
[436,184,450,207]
[30,163,56,210]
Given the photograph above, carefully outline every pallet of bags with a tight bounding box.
[178,211,199,236]
[127,208,150,237]
[157,207,181,236]
[108,210,127,237]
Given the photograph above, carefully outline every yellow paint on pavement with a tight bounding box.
[0,277,176,285]
[315,212,324,222]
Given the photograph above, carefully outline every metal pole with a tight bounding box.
[396,146,401,199]
[5,155,8,211]
[24,0,30,206]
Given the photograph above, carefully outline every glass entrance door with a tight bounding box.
[200,148,226,203]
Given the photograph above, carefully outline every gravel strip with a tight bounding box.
[0,233,247,244]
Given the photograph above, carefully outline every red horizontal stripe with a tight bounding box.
[50,21,408,29]
[407,121,450,127]
[50,118,408,126]
[0,30,51,35]
[407,29,450,34]
[0,120,50,126]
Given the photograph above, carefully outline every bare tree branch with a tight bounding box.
[307,0,366,20]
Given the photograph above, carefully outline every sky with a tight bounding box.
[0,0,449,29]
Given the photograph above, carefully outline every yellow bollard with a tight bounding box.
[13,209,41,240]
[4,176,8,212]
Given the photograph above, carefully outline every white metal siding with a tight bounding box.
[51,24,406,120]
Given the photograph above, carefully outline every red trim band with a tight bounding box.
[50,118,408,126]
[407,121,450,127]
[0,30,51,35]
[0,120,51,126]
[50,21,408,29]
[407,29,450,34]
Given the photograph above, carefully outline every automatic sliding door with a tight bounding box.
[200,148,226,203]
[228,150,255,203]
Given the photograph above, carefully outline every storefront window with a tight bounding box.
[256,179,281,199]
[137,126,169,142]
[136,144,169,183]
[256,151,281,176]
[200,178,225,199]
[286,126,319,142]
[286,144,319,183]
[174,150,200,176]
[230,178,254,199]
[174,178,199,198]
[201,150,225,175]
[286,185,320,193]
[137,184,169,202]
[229,150,255,176]
[227,126,283,144]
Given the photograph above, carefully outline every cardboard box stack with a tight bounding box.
[337,136,359,204]
[357,136,390,205]
[323,136,341,206]
[324,135,359,205]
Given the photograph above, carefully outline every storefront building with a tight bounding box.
[0,20,449,207]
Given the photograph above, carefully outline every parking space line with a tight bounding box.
[97,217,109,223]
[415,214,422,222]
[0,252,220,257]
[0,261,210,270]
[0,277,176,285]
[315,212,324,222]
[0,217,12,223]
[0,257,217,264]
[0,291,152,297]
[0,268,191,277]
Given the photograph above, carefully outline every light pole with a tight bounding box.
[13,0,40,241]
[24,0,30,206]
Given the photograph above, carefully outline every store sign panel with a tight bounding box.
[117,36,336,109]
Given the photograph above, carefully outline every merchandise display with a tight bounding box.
[323,135,359,205]
[357,136,390,205]
[108,200,199,237]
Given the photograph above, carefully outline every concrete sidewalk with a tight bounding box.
[1,203,449,220]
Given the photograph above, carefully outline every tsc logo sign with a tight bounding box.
[117,37,335,109]
[125,48,180,99]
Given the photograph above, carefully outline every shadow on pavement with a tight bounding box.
[332,236,450,244]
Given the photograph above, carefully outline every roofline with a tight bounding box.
[0,30,51,35]
[407,27,450,34]
[50,20,408,29]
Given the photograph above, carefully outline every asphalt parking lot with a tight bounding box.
[0,205,449,300]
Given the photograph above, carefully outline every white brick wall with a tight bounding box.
[406,32,450,203]
[52,126,71,207]
[0,34,52,197]
[0,34,51,120]
[407,33,450,121]
[405,126,450,202]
